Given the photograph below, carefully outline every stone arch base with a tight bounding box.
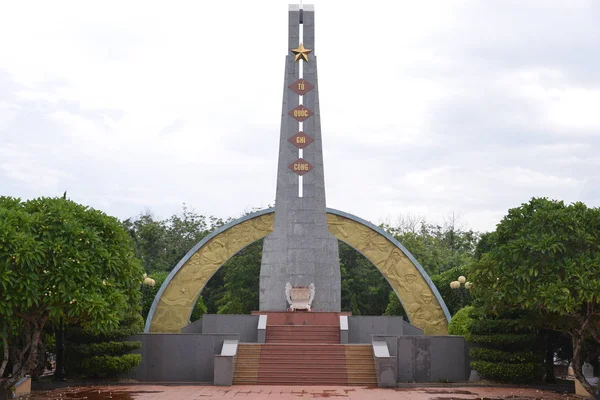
[145,208,451,335]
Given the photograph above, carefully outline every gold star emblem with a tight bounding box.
[180,288,187,295]
[291,43,312,62]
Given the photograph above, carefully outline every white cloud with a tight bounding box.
[0,0,599,234]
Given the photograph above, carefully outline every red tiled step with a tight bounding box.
[265,325,340,344]
[233,343,376,386]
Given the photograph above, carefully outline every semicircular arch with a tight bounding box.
[145,208,451,335]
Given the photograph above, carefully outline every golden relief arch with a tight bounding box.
[145,208,451,335]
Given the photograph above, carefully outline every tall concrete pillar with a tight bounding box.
[259,4,341,312]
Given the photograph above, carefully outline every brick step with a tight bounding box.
[266,332,339,335]
[246,364,373,369]
[267,324,339,328]
[247,355,372,359]
[237,358,374,363]
[248,372,375,378]
[249,350,350,354]
[248,379,376,386]
[265,336,340,340]
[266,338,340,341]
[266,332,340,336]
[265,340,339,343]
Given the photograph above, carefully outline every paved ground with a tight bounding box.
[26,385,578,400]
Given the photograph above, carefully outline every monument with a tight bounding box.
[259,4,341,312]
[145,3,451,338]
[137,4,464,386]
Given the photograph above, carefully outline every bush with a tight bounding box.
[466,308,544,383]
[470,348,539,364]
[470,360,541,383]
[466,333,537,347]
[73,341,141,357]
[68,314,144,344]
[66,313,143,378]
[448,306,473,336]
[468,319,533,335]
[81,354,141,378]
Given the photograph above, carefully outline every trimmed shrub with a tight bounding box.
[73,341,141,357]
[81,354,142,378]
[466,333,537,347]
[66,313,143,378]
[468,319,533,335]
[469,348,538,364]
[467,309,544,383]
[68,315,144,344]
[470,360,541,383]
[448,306,473,336]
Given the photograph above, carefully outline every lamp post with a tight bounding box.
[449,276,472,310]
[141,273,156,315]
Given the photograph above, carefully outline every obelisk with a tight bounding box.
[259,4,341,312]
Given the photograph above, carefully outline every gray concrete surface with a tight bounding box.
[259,4,341,312]
[181,318,203,333]
[129,333,238,383]
[199,315,259,343]
[213,356,234,386]
[348,316,423,343]
[397,336,468,383]
[375,356,397,388]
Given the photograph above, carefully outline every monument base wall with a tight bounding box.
[194,315,259,342]
[128,333,238,383]
[251,311,350,325]
[348,316,423,343]
[129,314,467,384]
[374,335,469,383]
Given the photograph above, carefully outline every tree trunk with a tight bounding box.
[0,337,8,378]
[0,327,43,395]
[572,334,597,397]
[544,331,556,383]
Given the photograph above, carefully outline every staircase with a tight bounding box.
[265,325,340,344]
[233,324,377,386]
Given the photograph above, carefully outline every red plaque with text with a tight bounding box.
[288,79,314,96]
[288,105,313,122]
[288,132,314,149]
[288,158,314,176]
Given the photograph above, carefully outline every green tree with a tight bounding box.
[340,242,391,316]
[123,204,226,273]
[382,213,479,276]
[0,196,142,394]
[216,240,262,314]
[384,291,406,317]
[470,198,600,397]
[430,265,472,315]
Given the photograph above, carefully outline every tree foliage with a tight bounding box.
[383,213,479,276]
[122,205,226,273]
[430,266,472,315]
[448,306,473,336]
[470,198,600,396]
[0,196,142,393]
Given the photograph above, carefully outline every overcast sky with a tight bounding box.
[1,0,599,232]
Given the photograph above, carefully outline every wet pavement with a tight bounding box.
[23,385,578,400]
